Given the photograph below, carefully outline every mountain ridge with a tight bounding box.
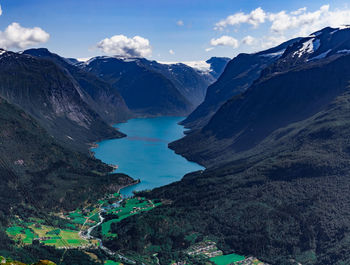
[180,38,301,130]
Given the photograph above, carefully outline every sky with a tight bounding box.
[1,0,350,62]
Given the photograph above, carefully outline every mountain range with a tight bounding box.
[80,56,229,116]
[0,47,228,152]
[108,26,350,265]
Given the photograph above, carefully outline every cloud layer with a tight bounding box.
[213,5,350,51]
[0,22,50,49]
[97,35,152,57]
[215,5,350,37]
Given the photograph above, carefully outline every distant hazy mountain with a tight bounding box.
[23,48,132,124]
[81,56,193,116]
[146,57,230,106]
[0,50,123,152]
[113,27,350,265]
[206,56,231,79]
[181,38,301,129]
[136,58,225,107]
[79,56,229,116]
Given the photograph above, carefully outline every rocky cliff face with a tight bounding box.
[23,48,132,124]
[0,50,124,152]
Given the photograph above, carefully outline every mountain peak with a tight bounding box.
[24,48,52,57]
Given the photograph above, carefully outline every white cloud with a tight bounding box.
[215,7,267,30]
[97,34,152,57]
[268,5,331,34]
[291,7,307,16]
[210,35,239,48]
[205,47,214,52]
[169,49,174,55]
[177,20,184,26]
[0,5,3,16]
[215,5,350,38]
[0,22,50,49]
[213,4,350,51]
[242,35,255,45]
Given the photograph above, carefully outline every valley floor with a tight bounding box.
[5,186,267,265]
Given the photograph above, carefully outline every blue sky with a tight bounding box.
[1,0,350,61]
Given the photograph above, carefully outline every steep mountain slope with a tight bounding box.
[171,53,350,166]
[82,57,192,116]
[23,48,131,124]
[172,27,350,166]
[0,97,133,213]
[0,50,123,152]
[107,27,350,265]
[0,97,134,264]
[181,38,300,129]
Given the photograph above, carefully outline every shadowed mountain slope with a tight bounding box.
[0,50,124,152]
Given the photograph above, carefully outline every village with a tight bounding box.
[177,240,270,265]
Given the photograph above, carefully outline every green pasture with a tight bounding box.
[209,253,245,265]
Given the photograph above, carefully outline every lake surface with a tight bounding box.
[92,117,204,197]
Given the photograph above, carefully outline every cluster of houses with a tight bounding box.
[234,256,269,265]
[129,204,152,214]
[186,240,223,258]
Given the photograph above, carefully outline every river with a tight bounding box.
[92,116,204,197]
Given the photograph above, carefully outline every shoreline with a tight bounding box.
[118,179,141,197]
[90,116,204,200]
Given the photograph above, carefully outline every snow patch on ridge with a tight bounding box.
[160,60,211,72]
[77,57,91,62]
[338,25,350,30]
[294,38,320,58]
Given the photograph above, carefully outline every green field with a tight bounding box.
[6,226,23,236]
[209,253,245,265]
[6,226,38,244]
[104,260,122,265]
[101,197,160,238]
[6,221,93,248]
[6,193,159,250]
[40,229,90,247]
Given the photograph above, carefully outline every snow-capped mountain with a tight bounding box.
[262,26,350,77]
[76,56,229,114]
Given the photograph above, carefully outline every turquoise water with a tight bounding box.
[92,117,204,197]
